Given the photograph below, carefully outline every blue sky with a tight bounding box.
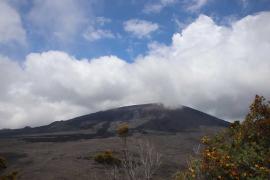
[2,0,270,62]
[1,0,270,128]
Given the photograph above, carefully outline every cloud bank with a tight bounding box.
[1,12,270,128]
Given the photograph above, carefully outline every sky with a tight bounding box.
[0,0,270,129]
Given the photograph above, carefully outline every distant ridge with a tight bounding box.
[0,103,230,141]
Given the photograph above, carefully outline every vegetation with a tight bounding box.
[175,95,270,179]
[117,123,162,180]
[117,123,129,137]
[94,123,161,180]
[94,150,121,166]
[0,156,18,180]
[0,157,6,170]
[117,123,129,149]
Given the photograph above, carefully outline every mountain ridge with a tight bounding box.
[0,103,230,141]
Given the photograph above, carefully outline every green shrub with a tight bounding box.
[175,95,270,180]
[94,150,121,166]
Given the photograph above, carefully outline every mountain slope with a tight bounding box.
[0,104,229,140]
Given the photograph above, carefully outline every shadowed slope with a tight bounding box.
[0,104,229,141]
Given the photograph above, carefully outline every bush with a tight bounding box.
[175,95,270,180]
[0,156,18,180]
[0,171,18,180]
[117,123,129,137]
[0,157,7,169]
[94,150,121,166]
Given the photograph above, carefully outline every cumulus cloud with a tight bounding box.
[0,0,26,44]
[123,19,159,38]
[1,12,270,128]
[143,0,177,14]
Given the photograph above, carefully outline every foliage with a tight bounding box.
[94,150,121,166]
[0,156,18,180]
[117,123,129,137]
[0,157,6,170]
[0,171,18,180]
[175,95,270,180]
[117,123,129,151]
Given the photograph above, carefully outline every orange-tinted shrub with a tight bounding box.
[175,95,270,180]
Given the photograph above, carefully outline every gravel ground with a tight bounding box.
[0,127,222,180]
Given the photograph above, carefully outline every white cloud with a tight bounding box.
[123,19,159,38]
[0,1,26,44]
[186,0,209,12]
[95,17,112,26]
[143,0,177,14]
[83,26,115,41]
[1,12,270,128]
[83,16,115,41]
[28,0,88,41]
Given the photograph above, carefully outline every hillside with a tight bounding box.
[0,104,231,179]
[0,104,229,142]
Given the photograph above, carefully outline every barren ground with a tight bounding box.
[0,127,222,180]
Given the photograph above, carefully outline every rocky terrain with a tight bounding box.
[0,104,229,179]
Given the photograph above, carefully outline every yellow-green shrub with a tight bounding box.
[117,123,129,137]
[94,150,121,166]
